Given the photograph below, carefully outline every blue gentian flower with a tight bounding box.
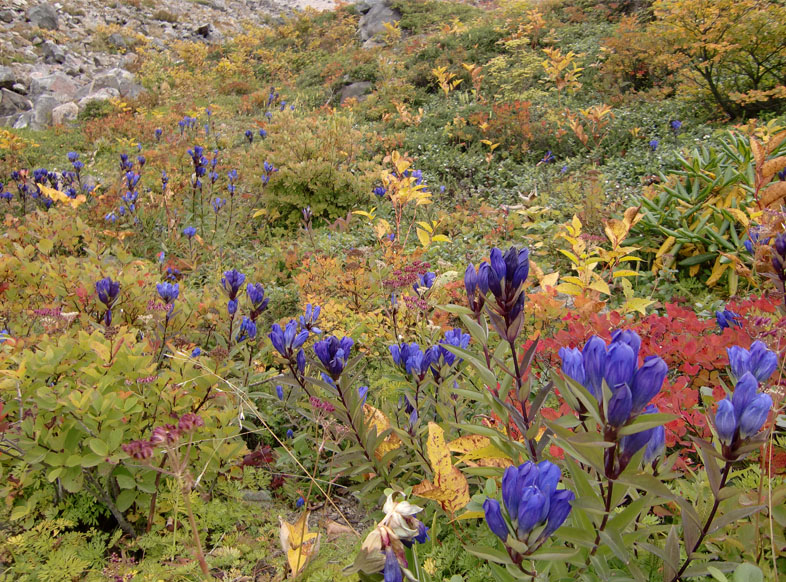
[296,497,305,509]
[276,385,284,400]
[412,272,436,295]
[373,186,386,197]
[221,269,246,300]
[286,429,294,438]
[95,277,121,307]
[155,128,163,141]
[485,461,574,551]
[649,139,659,151]
[258,129,267,138]
[156,282,179,304]
[670,120,682,134]
[715,371,774,449]
[245,129,253,143]
[716,309,741,330]
[269,320,309,359]
[212,197,226,213]
[314,335,354,380]
[727,341,778,382]
[299,304,321,333]
[559,330,668,425]
[236,316,257,342]
[183,226,197,239]
[227,299,238,316]
[247,283,269,319]
[191,347,201,358]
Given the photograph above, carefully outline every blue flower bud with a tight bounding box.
[731,372,758,420]
[739,393,772,439]
[605,342,636,390]
[297,349,306,374]
[541,489,574,539]
[501,465,521,521]
[715,399,737,445]
[727,345,751,380]
[287,429,294,439]
[631,356,667,413]
[536,460,561,497]
[607,384,633,428]
[276,385,284,400]
[582,336,607,400]
[749,341,778,382]
[611,329,641,362]
[483,498,508,541]
[517,487,548,536]
[227,299,238,316]
[383,548,403,582]
[559,347,586,387]
[643,425,666,465]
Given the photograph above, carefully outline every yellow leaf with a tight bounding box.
[656,236,676,258]
[604,219,628,246]
[751,137,765,168]
[416,228,430,248]
[431,234,451,243]
[364,405,401,461]
[540,272,560,288]
[761,156,786,180]
[37,184,86,209]
[412,423,470,514]
[724,208,750,227]
[761,181,786,207]
[612,269,639,278]
[374,219,392,239]
[705,258,729,287]
[279,512,320,576]
[587,277,611,295]
[622,297,654,315]
[554,282,583,296]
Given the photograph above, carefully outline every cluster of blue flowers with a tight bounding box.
[389,327,470,383]
[465,246,530,341]
[559,330,668,472]
[715,342,776,457]
[484,461,575,555]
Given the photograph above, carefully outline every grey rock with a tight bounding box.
[358,0,400,44]
[107,33,127,49]
[77,87,119,109]
[41,40,66,64]
[32,93,57,128]
[29,72,77,101]
[0,67,17,91]
[0,88,33,116]
[0,10,15,23]
[12,83,27,95]
[13,112,33,129]
[340,81,372,103]
[195,23,212,37]
[93,68,143,99]
[27,3,58,29]
[51,101,78,124]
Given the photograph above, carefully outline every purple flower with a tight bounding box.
[413,272,436,295]
[276,385,284,400]
[649,139,659,151]
[727,342,778,382]
[299,303,321,334]
[314,335,354,380]
[221,269,246,300]
[157,282,179,304]
[236,317,257,342]
[269,320,309,359]
[191,347,201,358]
[247,283,269,319]
[716,310,741,330]
[95,277,121,307]
[183,226,197,239]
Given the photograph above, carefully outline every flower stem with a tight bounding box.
[668,461,733,582]
[508,339,538,462]
[181,479,210,578]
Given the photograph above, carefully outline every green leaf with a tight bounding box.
[88,438,108,457]
[707,566,729,582]
[115,489,137,512]
[464,544,512,565]
[733,564,763,582]
[618,413,676,436]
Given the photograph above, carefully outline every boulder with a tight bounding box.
[29,72,78,102]
[340,81,372,103]
[31,94,57,128]
[41,40,66,64]
[77,87,119,109]
[51,101,78,125]
[92,68,144,99]
[27,3,58,30]
[0,67,18,91]
[358,0,400,45]
[0,10,15,23]
[0,88,33,117]
[106,33,127,50]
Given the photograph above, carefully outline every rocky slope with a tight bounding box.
[0,0,339,129]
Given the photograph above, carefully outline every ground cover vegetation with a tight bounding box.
[0,0,785,580]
